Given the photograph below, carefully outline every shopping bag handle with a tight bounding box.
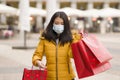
[31,65,47,70]
[79,30,88,38]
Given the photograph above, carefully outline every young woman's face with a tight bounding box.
[54,17,64,25]
[53,17,65,34]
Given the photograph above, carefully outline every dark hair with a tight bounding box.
[42,11,73,45]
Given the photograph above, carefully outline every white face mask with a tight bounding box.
[53,24,64,34]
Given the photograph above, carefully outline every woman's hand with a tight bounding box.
[36,60,46,69]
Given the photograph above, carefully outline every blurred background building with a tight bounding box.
[0,0,120,39]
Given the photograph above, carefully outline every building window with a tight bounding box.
[30,1,36,7]
[110,2,119,8]
[77,2,87,10]
[94,2,103,9]
[60,2,71,8]
[7,2,19,8]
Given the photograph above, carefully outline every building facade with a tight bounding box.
[0,0,120,33]
[1,0,119,9]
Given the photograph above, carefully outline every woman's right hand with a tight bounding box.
[36,60,46,69]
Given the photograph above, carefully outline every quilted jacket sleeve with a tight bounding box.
[32,37,45,66]
[72,31,82,43]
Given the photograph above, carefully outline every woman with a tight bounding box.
[32,11,81,80]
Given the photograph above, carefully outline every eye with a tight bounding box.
[54,17,64,25]
[54,22,64,25]
[54,22,59,25]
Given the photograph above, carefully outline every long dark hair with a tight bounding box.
[42,11,73,45]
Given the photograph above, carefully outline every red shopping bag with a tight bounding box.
[22,67,47,80]
[71,43,93,78]
[82,34,112,63]
[71,34,112,79]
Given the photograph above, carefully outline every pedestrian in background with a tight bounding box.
[32,11,81,80]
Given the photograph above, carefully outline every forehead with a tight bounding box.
[54,17,63,22]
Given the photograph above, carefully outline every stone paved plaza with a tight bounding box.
[0,33,120,80]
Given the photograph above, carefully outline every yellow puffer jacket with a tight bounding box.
[32,32,81,80]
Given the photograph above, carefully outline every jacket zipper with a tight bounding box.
[56,39,59,80]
